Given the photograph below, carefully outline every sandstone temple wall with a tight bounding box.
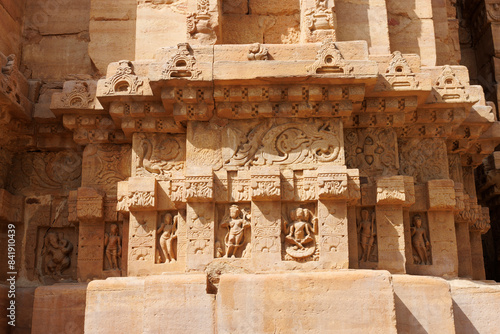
[1,0,500,333]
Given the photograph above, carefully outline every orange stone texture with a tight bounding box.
[0,0,500,333]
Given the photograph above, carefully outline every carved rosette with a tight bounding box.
[376,176,406,205]
[185,175,213,202]
[251,173,281,201]
[427,180,456,211]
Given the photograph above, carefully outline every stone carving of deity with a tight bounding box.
[283,207,318,260]
[105,224,122,270]
[411,215,431,265]
[157,213,178,263]
[43,232,73,277]
[357,209,376,262]
[220,205,251,258]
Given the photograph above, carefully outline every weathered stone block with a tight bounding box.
[427,179,456,210]
[393,275,455,334]
[450,279,500,334]
[31,283,87,334]
[217,271,397,333]
[85,277,145,334]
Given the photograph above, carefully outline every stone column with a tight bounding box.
[453,183,473,278]
[250,167,281,268]
[119,177,158,276]
[426,180,459,277]
[317,166,351,269]
[185,168,214,271]
[470,230,486,280]
[376,176,412,274]
[75,187,105,281]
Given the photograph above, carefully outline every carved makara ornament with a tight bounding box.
[162,43,202,80]
[61,81,93,108]
[283,207,318,260]
[226,119,342,167]
[384,51,419,90]
[103,60,144,95]
[307,39,352,74]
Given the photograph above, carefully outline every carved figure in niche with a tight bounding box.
[283,207,318,259]
[411,215,431,265]
[43,232,73,277]
[220,205,251,258]
[357,209,376,262]
[157,213,178,263]
[215,241,224,258]
[105,224,122,270]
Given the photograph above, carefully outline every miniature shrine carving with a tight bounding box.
[307,39,353,74]
[357,209,377,263]
[162,43,202,80]
[410,214,431,265]
[156,213,179,263]
[103,60,144,95]
[283,207,319,261]
[104,224,122,270]
[219,205,251,258]
[304,0,336,42]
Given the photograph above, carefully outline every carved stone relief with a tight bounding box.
[345,128,399,177]
[187,0,217,44]
[247,43,269,61]
[155,212,180,263]
[187,203,213,255]
[132,133,186,180]
[432,65,468,103]
[304,0,336,43]
[215,204,251,259]
[162,43,202,80]
[357,207,378,264]
[104,223,122,271]
[224,118,343,167]
[35,223,77,283]
[399,138,449,183]
[252,202,281,254]
[410,213,432,265]
[307,39,352,75]
[383,51,419,90]
[8,151,82,196]
[282,204,319,262]
[82,144,131,195]
[103,60,145,95]
[129,213,155,262]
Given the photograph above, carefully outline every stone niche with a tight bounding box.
[36,227,78,283]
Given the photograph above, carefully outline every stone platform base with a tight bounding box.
[3,270,499,333]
